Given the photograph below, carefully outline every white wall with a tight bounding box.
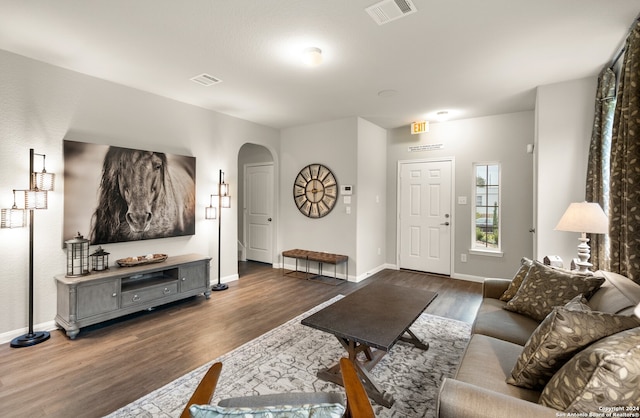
[356,118,387,279]
[387,112,535,280]
[279,118,358,277]
[535,76,597,265]
[0,50,280,339]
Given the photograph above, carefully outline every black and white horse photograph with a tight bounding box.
[63,140,196,245]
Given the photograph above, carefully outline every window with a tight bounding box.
[473,163,501,253]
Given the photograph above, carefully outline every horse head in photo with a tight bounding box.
[90,146,195,244]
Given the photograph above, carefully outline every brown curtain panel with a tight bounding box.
[609,20,640,284]
[585,68,616,271]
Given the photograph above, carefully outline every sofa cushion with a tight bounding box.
[500,258,534,302]
[454,334,541,403]
[539,327,640,412]
[473,298,540,346]
[589,270,640,315]
[504,261,605,321]
[507,296,639,390]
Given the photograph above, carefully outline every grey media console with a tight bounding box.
[55,253,211,339]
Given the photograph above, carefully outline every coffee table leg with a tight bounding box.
[399,328,429,350]
[315,337,396,408]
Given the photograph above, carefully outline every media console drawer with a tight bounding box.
[121,282,179,307]
[55,253,211,339]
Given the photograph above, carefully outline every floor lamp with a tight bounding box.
[205,169,230,291]
[1,148,55,348]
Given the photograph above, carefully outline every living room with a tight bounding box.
[1,1,639,417]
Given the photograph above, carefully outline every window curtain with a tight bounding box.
[585,67,616,271]
[609,20,640,284]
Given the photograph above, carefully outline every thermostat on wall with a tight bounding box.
[341,185,353,195]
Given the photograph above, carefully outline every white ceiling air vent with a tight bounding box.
[190,73,222,87]
[366,0,417,25]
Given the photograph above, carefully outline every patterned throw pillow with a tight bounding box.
[539,327,640,413]
[507,296,640,389]
[504,261,605,321]
[499,257,534,302]
[190,403,346,418]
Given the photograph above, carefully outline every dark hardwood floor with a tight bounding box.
[0,262,481,418]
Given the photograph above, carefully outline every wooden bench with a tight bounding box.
[282,249,348,284]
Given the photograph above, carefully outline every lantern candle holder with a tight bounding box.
[90,246,110,272]
[65,232,90,277]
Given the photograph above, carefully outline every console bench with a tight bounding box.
[282,249,348,283]
[55,253,211,339]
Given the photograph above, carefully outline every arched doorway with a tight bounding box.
[237,143,276,276]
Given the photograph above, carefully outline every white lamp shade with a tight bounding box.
[1,207,27,228]
[205,206,217,219]
[32,171,55,192]
[23,189,48,210]
[555,202,608,234]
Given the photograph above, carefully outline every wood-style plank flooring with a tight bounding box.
[0,263,481,418]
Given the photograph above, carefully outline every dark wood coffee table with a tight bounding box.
[301,282,437,407]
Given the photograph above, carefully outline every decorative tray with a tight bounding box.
[116,254,168,267]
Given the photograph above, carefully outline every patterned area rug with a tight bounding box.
[106,296,471,417]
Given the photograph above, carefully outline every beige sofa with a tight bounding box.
[437,266,640,418]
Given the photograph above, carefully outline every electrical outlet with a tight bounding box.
[461,253,467,263]
[377,247,381,255]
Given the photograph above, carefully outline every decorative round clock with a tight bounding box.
[293,163,338,218]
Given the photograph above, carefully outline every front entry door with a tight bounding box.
[245,164,274,264]
[399,160,452,275]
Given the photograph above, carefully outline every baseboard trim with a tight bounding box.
[450,272,485,283]
[0,320,58,345]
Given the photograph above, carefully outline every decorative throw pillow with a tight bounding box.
[190,402,346,418]
[507,296,640,389]
[539,327,640,413]
[503,260,605,321]
[500,257,534,302]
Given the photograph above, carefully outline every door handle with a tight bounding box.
[440,222,450,226]
[267,218,272,222]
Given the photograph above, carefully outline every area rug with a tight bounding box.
[106,296,471,418]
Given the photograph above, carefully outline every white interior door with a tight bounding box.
[245,164,273,264]
[399,160,452,275]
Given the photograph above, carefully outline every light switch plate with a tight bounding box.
[458,196,467,204]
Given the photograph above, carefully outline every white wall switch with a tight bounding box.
[346,206,351,215]
[343,196,351,204]
[458,196,467,205]
[461,253,467,262]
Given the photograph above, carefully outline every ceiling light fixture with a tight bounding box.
[377,89,397,98]
[302,47,323,66]
[436,111,450,121]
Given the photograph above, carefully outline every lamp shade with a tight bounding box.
[32,171,55,192]
[555,202,608,234]
[1,207,27,228]
[23,189,48,210]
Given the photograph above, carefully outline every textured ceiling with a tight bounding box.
[0,0,639,129]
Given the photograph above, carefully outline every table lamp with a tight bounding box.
[555,201,608,275]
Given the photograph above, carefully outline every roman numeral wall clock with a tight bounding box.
[293,163,338,218]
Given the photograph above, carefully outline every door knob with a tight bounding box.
[267,218,272,222]
[440,222,450,226]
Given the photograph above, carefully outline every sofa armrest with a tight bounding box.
[482,278,512,299]
[437,379,558,418]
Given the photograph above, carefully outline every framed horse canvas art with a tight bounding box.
[63,140,196,245]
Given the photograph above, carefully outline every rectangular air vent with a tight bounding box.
[366,0,417,25]
[190,73,222,86]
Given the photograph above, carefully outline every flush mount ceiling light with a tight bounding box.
[377,89,397,98]
[302,47,323,66]
[436,111,450,121]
